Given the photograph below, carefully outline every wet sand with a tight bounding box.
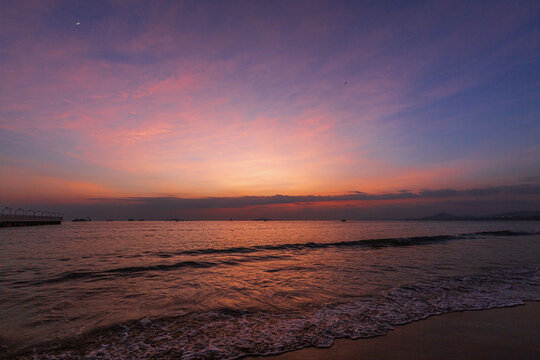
[247,301,539,360]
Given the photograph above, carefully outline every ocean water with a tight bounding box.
[0,220,539,359]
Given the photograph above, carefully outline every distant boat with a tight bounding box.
[72,217,91,222]
[341,219,346,222]
[128,218,135,221]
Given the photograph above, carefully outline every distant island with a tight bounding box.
[418,211,540,221]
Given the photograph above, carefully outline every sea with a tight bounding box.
[1,220,539,359]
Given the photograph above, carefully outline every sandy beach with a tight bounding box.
[247,301,539,360]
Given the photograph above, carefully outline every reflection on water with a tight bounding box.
[0,221,539,358]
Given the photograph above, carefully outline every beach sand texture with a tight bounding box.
[248,302,540,360]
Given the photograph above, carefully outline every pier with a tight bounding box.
[1,207,63,227]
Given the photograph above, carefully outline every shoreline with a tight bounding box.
[246,301,540,360]
[3,302,539,359]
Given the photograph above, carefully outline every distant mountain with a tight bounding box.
[419,211,540,221]
[488,211,540,220]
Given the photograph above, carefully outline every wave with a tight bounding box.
[151,229,539,257]
[12,230,537,287]
[13,267,540,359]
[14,254,289,286]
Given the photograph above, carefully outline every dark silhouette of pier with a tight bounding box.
[1,207,63,227]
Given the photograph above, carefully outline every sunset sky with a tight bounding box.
[1,0,539,219]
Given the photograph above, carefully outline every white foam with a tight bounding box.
[29,268,540,359]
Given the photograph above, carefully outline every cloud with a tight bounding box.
[90,183,540,210]
[1,1,539,210]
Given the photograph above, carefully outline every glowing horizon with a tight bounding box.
[1,1,539,219]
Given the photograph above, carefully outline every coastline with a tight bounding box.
[246,301,540,360]
[3,302,539,359]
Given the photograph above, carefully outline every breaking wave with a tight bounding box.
[11,230,538,287]
[151,230,539,257]
[14,267,539,359]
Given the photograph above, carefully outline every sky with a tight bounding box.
[1,0,539,220]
